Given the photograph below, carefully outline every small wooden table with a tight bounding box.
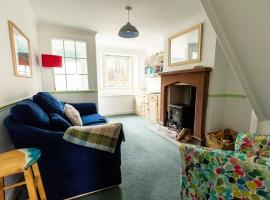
[0,148,46,200]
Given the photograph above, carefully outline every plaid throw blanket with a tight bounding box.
[63,123,122,153]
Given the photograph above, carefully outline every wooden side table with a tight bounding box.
[0,148,46,200]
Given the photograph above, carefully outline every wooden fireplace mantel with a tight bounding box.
[160,66,212,146]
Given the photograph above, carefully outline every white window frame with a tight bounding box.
[51,38,89,91]
[101,54,134,92]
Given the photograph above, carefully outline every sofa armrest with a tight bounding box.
[179,143,270,199]
[70,103,97,116]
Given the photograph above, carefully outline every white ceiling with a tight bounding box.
[29,0,203,53]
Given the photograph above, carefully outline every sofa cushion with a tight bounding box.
[64,104,83,126]
[81,114,107,126]
[33,92,64,115]
[11,99,50,129]
[50,113,72,131]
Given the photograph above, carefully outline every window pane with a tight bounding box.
[78,75,89,90]
[118,58,129,83]
[76,42,86,58]
[54,60,65,74]
[65,58,76,74]
[66,75,77,90]
[55,75,66,91]
[51,40,64,56]
[106,57,117,87]
[77,59,88,74]
[64,40,75,58]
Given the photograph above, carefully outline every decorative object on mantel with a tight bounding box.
[41,54,62,92]
[8,20,32,77]
[206,128,238,150]
[118,6,139,38]
[169,23,202,66]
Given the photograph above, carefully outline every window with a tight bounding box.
[103,55,132,89]
[51,39,89,91]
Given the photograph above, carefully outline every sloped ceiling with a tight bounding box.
[200,0,270,120]
[29,0,202,53]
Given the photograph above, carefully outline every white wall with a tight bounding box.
[38,22,98,104]
[212,42,252,132]
[0,0,42,106]
[258,121,270,134]
[0,0,42,198]
[96,45,147,115]
[98,95,135,116]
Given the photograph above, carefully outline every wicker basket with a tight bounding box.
[206,129,238,150]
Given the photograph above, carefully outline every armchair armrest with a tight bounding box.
[235,132,270,158]
[179,143,270,199]
[70,103,97,116]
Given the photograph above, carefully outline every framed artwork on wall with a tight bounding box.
[8,20,32,77]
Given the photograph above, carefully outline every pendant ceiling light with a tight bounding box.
[118,6,139,38]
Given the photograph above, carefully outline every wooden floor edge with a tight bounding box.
[64,185,119,200]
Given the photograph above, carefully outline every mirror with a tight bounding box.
[8,20,32,77]
[169,24,202,66]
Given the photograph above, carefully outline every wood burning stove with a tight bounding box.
[168,104,194,132]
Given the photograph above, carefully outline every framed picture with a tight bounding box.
[169,23,203,66]
[8,20,32,77]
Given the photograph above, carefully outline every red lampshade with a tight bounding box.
[41,54,62,68]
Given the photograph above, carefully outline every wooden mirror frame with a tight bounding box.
[168,23,203,67]
[8,20,32,78]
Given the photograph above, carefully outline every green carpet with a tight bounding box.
[16,115,180,200]
[77,115,180,200]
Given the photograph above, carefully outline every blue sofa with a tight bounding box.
[4,92,123,200]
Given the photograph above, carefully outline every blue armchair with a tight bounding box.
[4,93,123,200]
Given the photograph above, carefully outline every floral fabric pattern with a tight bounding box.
[235,132,270,158]
[179,143,270,200]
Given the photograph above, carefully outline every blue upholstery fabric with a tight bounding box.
[4,96,122,200]
[11,99,50,129]
[71,103,97,116]
[33,92,64,115]
[49,113,71,131]
[81,114,107,126]
[4,117,123,200]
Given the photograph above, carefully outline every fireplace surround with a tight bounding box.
[159,67,211,145]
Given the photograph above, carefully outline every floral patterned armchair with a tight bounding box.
[179,132,270,200]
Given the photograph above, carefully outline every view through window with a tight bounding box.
[103,55,131,89]
[51,39,89,91]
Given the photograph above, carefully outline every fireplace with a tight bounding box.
[159,67,211,146]
[167,85,196,131]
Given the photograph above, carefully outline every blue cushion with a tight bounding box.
[33,92,64,115]
[81,114,107,126]
[49,113,72,131]
[11,99,50,129]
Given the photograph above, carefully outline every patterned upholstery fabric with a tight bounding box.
[235,132,270,158]
[179,141,270,200]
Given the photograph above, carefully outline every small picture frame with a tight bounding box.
[8,20,32,77]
